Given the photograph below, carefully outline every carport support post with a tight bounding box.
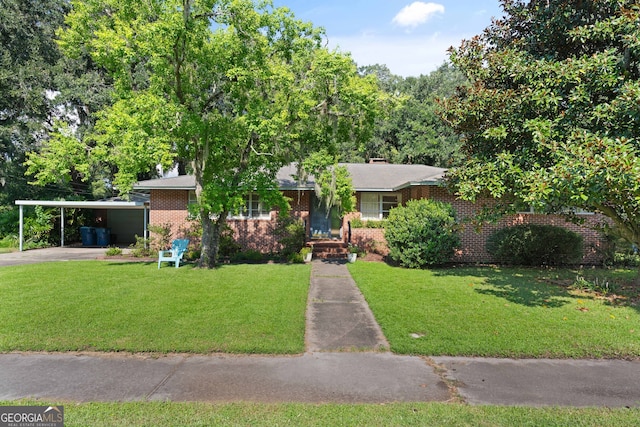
[60,207,65,247]
[143,205,148,249]
[19,204,23,252]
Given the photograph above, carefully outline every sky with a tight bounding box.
[271,1,505,77]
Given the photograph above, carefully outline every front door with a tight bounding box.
[310,194,340,239]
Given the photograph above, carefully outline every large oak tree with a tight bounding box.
[441,0,640,248]
[55,0,382,267]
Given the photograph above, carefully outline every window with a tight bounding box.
[188,190,198,206]
[360,193,401,220]
[230,193,271,220]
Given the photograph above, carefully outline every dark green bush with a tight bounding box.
[0,206,19,237]
[231,249,263,262]
[385,199,460,268]
[349,217,387,229]
[274,214,306,257]
[599,230,640,267]
[486,224,583,266]
[217,224,241,258]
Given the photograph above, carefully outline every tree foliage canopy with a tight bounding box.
[0,0,67,202]
[56,0,383,266]
[1,0,115,202]
[355,63,465,167]
[441,0,640,246]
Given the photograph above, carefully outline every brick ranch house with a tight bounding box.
[133,162,607,263]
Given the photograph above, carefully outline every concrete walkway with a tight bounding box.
[1,253,639,406]
[306,260,389,352]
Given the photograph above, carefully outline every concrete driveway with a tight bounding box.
[0,247,119,267]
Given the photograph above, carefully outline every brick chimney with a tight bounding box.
[368,158,388,164]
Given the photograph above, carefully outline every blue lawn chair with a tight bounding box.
[158,239,190,269]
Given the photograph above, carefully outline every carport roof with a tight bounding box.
[15,199,148,209]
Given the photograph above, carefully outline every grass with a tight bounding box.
[2,262,640,424]
[0,261,310,354]
[3,400,639,426]
[348,263,640,358]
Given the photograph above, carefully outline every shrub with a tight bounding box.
[385,199,460,268]
[105,246,123,257]
[24,206,55,246]
[0,235,18,248]
[274,214,306,257]
[148,223,173,251]
[350,217,386,229]
[599,230,640,267]
[231,249,263,262]
[129,235,153,257]
[0,206,19,237]
[178,221,203,251]
[487,224,583,266]
[218,224,241,258]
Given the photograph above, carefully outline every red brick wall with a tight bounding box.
[150,186,608,264]
[347,186,608,264]
[426,186,607,264]
[149,190,193,243]
[149,189,312,252]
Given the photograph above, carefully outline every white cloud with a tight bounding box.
[392,2,445,29]
[329,33,460,77]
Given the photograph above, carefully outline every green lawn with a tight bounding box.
[3,400,639,427]
[0,261,310,354]
[2,262,640,425]
[348,263,640,358]
[2,260,639,358]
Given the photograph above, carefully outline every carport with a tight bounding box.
[15,200,149,252]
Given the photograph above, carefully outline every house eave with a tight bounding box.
[392,180,442,191]
[143,186,196,191]
[354,180,442,193]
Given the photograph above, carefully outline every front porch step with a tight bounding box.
[308,241,349,259]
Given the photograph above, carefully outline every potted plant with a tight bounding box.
[347,244,359,263]
[299,246,313,262]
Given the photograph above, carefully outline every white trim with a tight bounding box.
[15,200,147,209]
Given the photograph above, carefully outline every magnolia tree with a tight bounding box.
[440,1,640,248]
[50,0,382,267]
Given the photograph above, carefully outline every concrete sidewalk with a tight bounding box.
[434,357,640,407]
[0,352,449,403]
[1,257,639,406]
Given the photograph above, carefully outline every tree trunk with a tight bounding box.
[198,213,215,268]
[198,212,226,269]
